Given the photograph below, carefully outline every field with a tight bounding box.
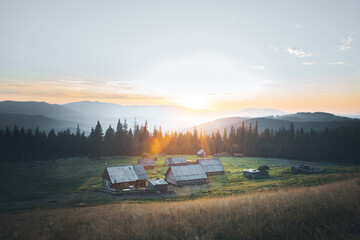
[0,156,359,212]
[1,178,360,240]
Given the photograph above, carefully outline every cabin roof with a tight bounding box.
[243,169,260,174]
[197,158,225,173]
[138,158,155,166]
[197,149,205,155]
[166,157,187,164]
[105,165,148,184]
[167,165,207,181]
[148,178,168,185]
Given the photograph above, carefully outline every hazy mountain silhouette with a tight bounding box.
[191,112,360,134]
[0,113,82,132]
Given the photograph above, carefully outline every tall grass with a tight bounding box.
[1,179,360,240]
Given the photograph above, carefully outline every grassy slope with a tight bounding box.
[0,156,359,209]
[1,178,359,240]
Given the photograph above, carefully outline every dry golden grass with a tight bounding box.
[1,179,360,240]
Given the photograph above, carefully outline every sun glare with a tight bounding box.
[181,95,209,110]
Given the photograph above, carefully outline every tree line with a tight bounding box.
[0,120,359,163]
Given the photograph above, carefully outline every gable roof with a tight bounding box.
[138,158,155,166]
[197,158,225,173]
[197,149,205,155]
[167,165,207,181]
[166,157,187,165]
[105,165,148,184]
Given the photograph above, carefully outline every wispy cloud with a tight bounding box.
[252,66,266,71]
[302,62,316,65]
[337,35,354,51]
[287,48,313,57]
[329,62,346,65]
[269,45,280,53]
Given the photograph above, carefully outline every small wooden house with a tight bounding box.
[243,169,269,179]
[197,149,207,157]
[148,178,168,191]
[196,158,225,175]
[165,157,187,166]
[138,158,155,170]
[165,165,207,186]
[102,165,148,190]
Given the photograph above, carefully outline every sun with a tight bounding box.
[181,95,209,110]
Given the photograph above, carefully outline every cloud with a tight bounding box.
[287,48,313,57]
[329,62,346,65]
[302,62,316,65]
[269,45,280,53]
[337,35,354,51]
[252,66,266,71]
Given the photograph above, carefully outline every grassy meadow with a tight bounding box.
[0,155,359,212]
[1,178,359,240]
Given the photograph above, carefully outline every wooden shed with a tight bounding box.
[165,165,207,186]
[138,158,155,170]
[196,158,225,175]
[165,157,187,166]
[197,149,207,157]
[243,169,269,179]
[148,178,168,191]
[102,165,148,190]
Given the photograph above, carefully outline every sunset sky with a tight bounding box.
[0,0,359,114]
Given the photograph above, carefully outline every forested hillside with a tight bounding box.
[1,120,359,163]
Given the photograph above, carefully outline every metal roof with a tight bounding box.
[166,157,187,164]
[138,158,155,166]
[170,165,207,181]
[197,158,225,173]
[243,169,260,173]
[106,165,148,184]
[148,178,168,185]
[133,165,148,180]
[197,149,204,155]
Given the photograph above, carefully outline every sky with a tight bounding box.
[0,0,359,114]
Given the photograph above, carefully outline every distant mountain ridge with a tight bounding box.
[189,112,360,134]
[1,100,359,134]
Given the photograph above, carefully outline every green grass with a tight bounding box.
[0,156,359,210]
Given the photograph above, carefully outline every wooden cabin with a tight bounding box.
[243,169,269,179]
[196,158,225,175]
[165,165,207,186]
[197,149,207,157]
[102,165,148,190]
[138,158,155,170]
[148,178,168,191]
[165,157,187,166]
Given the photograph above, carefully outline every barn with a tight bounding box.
[243,169,269,179]
[165,157,187,166]
[196,158,225,175]
[138,158,155,170]
[165,165,207,186]
[102,165,148,190]
[148,178,168,191]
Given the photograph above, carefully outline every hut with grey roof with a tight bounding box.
[196,158,225,175]
[138,158,155,170]
[165,157,187,166]
[243,169,269,179]
[148,178,168,192]
[102,165,148,190]
[165,165,207,186]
